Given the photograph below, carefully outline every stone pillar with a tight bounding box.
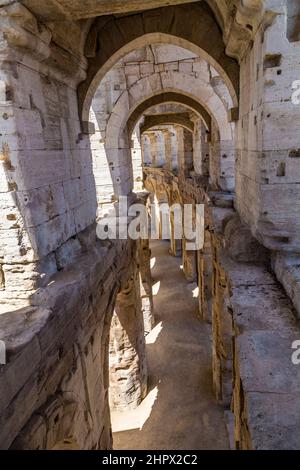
[139,239,154,335]
[109,262,148,411]
[141,134,151,166]
[183,128,194,174]
[155,131,166,167]
[201,128,210,178]
[0,3,92,312]
[148,132,158,167]
[192,118,202,175]
[169,202,182,257]
[197,230,213,322]
[209,120,235,192]
[217,140,235,192]
[90,94,114,207]
[170,129,178,171]
[147,131,165,168]
[182,239,197,283]
[155,196,170,241]
[193,119,210,176]
[131,131,143,191]
[162,129,172,171]
[174,126,194,176]
[174,125,185,176]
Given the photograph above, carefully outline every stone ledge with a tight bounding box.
[272,252,300,318]
[231,284,298,334]
[244,391,300,450]
[235,331,300,449]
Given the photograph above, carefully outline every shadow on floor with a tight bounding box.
[111,240,229,450]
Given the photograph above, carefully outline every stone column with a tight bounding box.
[197,230,213,322]
[139,239,154,335]
[209,121,221,190]
[192,118,202,175]
[174,125,185,176]
[155,131,166,167]
[183,128,194,174]
[0,3,92,312]
[170,129,178,171]
[174,126,194,176]
[148,132,158,167]
[201,125,210,177]
[169,205,182,257]
[131,131,143,191]
[182,239,197,283]
[192,118,210,176]
[141,134,151,166]
[109,263,147,410]
[162,129,172,171]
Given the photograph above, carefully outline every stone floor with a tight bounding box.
[111,240,229,450]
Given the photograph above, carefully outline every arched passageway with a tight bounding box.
[112,240,229,450]
[1,0,300,453]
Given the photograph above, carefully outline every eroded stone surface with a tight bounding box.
[0,0,300,452]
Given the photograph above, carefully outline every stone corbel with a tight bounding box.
[225,13,254,62]
[45,41,87,86]
[0,3,87,86]
[224,0,263,62]
[0,2,51,61]
[237,0,263,20]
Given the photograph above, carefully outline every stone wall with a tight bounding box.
[1,0,300,452]
[0,3,96,312]
[144,166,300,450]
[0,225,149,449]
[236,1,300,252]
[109,253,148,411]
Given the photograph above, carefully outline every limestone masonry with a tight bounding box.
[0,0,300,450]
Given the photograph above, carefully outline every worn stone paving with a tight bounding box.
[112,240,229,450]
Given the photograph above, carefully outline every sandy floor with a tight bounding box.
[111,240,229,450]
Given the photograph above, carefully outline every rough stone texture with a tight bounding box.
[271,252,300,318]
[0,227,149,449]
[139,239,155,334]
[144,166,300,450]
[109,260,147,411]
[1,0,300,452]
[236,3,300,252]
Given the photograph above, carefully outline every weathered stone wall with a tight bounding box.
[236,0,300,252]
[109,253,148,411]
[0,3,96,312]
[1,0,300,452]
[144,166,300,450]
[0,228,148,449]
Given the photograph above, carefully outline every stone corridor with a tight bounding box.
[112,240,229,450]
[1,0,300,451]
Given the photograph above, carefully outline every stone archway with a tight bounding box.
[102,70,235,199]
[140,113,194,134]
[79,2,240,121]
[128,92,212,135]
